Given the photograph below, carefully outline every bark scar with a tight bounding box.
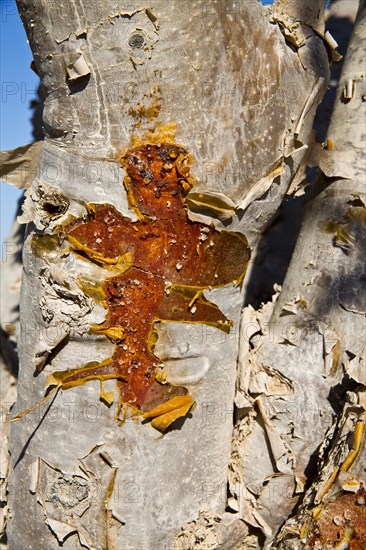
[43,143,251,432]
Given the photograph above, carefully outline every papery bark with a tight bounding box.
[229,1,365,546]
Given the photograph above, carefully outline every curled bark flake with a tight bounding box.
[0,142,42,189]
[65,52,91,81]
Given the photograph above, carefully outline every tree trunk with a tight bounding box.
[230,1,365,547]
[6,1,333,548]
[0,201,22,547]
[275,1,366,545]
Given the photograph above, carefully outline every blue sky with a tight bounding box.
[0,0,39,245]
[0,0,275,246]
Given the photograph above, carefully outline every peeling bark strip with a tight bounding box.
[33,142,250,432]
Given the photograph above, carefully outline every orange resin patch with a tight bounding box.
[51,143,250,426]
[307,489,366,549]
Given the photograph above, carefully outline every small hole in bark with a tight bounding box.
[129,33,145,49]
[40,195,69,220]
[43,202,62,215]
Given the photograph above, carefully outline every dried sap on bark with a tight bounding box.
[307,489,366,549]
[51,143,250,427]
